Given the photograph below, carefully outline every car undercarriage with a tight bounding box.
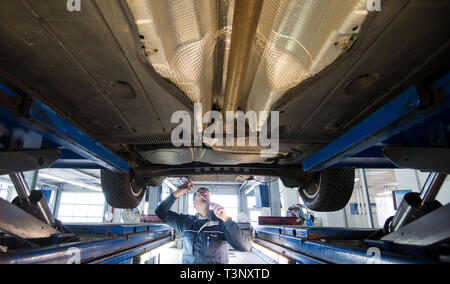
[1,0,450,210]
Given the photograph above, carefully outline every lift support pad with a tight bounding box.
[0,223,173,264]
[253,202,450,265]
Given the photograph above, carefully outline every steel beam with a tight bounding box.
[254,229,427,264]
[90,238,174,264]
[256,226,374,240]
[383,146,450,174]
[360,169,374,229]
[65,223,169,236]
[9,172,31,204]
[9,172,56,227]
[253,238,324,264]
[0,82,129,173]
[0,224,172,264]
[135,163,313,180]
[0,150,61,176]
[303,73,450,172]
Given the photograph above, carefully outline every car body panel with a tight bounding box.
[0,0,449,175]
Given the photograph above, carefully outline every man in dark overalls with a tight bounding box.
[155,180,251,264]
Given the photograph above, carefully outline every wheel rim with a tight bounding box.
[302,174,321,199]
[131,179,143,197]
[131,186,143,197]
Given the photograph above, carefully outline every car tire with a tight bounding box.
[298,169,355,212]
[101,169,146,209]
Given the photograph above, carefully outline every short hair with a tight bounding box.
[193,187,209,201]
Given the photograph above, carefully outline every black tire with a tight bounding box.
[298,169,355,212]
[101,169,146,209]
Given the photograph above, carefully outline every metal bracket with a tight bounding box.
[0,198,60,240]
[383,146,450,174]
[387,173,447,232]
[381,203,450,247]
[134,162,314,181]
[0,150,61,176]
[9,172,57,228]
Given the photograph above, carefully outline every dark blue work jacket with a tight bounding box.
[155,194,251,264]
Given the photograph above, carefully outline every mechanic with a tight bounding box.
[155,179,252,264]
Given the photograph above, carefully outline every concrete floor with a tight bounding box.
[159,247,266,264]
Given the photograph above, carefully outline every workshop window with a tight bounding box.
[434,175,450,206]
[247,196,256,209]
[211,195,238,221]
[57,191,105,223]
[249,210,262,227]
[0,188,7,200]
[341,169,450,229]
[343,170,374,228]
[364,169,399,228]
[188,193,238,221]
[0,181,10,200]
[161,185,172,202]
[247,196,264,227]
[144,202,149,214]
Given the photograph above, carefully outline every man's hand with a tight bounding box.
[173,178,194,198]
[211,202,230,222]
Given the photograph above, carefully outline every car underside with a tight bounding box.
[1,0,449,211]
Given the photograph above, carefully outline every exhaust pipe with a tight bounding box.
[222,0,263,114]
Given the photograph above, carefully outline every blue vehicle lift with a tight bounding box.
[303,72,450,172]
[0,83,174,264]
[0,82,130,173]
[0,71,449,263]
[0,222,174,264]
[254,73,450,264]
[252,172,450,264]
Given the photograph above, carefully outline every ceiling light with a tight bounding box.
[38,173,101,192]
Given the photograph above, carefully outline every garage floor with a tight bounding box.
[159,248,266,264]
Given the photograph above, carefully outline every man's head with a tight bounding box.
[193,187,210,212]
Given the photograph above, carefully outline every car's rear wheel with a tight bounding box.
[101,169,146,209]
[297,169,355,212]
